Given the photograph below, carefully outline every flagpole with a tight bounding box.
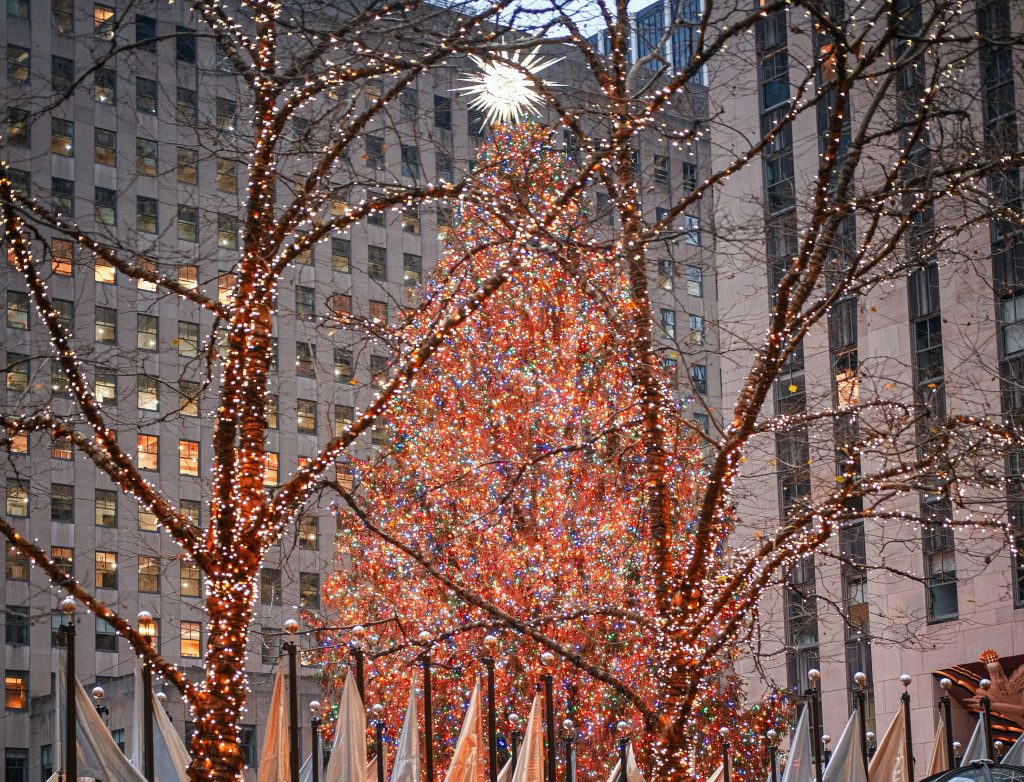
[939,677,955,770]
[541,653,557,782]
[483,636,498,782]
[979,678,995,761]
[139,611,156,782]
[806,669,824,782]
[561,720,575,782]
[900,674,915,782]
[615,723,628,782]
[719,727,730,782]
[765,730,779,782]
[509,713,522,777]
[373,704,386,782]
[310,701,322,782]
[285,620,302,782]
[60,597,77,782]
[352,626,366,702]
[853,672,869,776]
[420,632,435,782]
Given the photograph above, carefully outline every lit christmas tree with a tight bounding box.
[312,122,784,781]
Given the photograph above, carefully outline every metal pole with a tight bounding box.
[939,678,955,771]
[618,738,628,782]
[352,643,366,702]
[563,731,575,782]
[722,739,731,782]
[423,653,434,782]
[485,655,497,782]
[510,724,522,777]
[806,671,824,782]
[769,744,778,782]
[854,673,869,777]
[900,675,915,782]
[286,642,301,782]
[542,673,556,782]
[311,717,322,782]
[375,717,386,782]
[64,622,77,782]
[981,694,995,761]
[141,660,155,782]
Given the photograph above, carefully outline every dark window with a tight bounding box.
[94,67,116,103]
[136,15,157,52]
[690,365,707,394]
[175,26,196,63]
[51,56,73,92]
[760,50,790,109]
[95,616,117,652]
[260,568,282,606]
[299,572,320,609]
[365,136,384,169]
[433,95,451,129]
[368,246,387,281]
[468,106,487,137]
[136,77,157,115]
[52,177,74,217]
[51,484,73,522]
[913,315,944,386]
[4,748,27,781]
[5,606,28,646]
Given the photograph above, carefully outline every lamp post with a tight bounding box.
[509,714,522,778]
[138,610,157,782]
[616,722,629,782]
[310,701,322,782]
[900,674,915,782]
[562,720,576,782]
[821,735,832,768]
[91,686,109,725]
[483,635,498,782]
[806,669,824,782]
[865,732,876,761]
[420,632,435,782]
[373,703,386,782]
[766,730,780,782]
[853,672,869,775]
[60,597,77,782]
[995,741,1005,763]
[284,619,301,782]
[953,741,963,768]
[719,726,731,782]
[541,652,557,782]
[939,677,955,770]
[351,625,366,701]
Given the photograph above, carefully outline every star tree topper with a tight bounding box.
[454,44,563,125]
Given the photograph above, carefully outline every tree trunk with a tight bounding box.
[187,573,257,782]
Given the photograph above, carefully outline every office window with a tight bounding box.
[138,434,159,470]
[95,551,117,589]
[90,127,117,166]
[95,617,117,652]
[368,246,387,281]
[369,300,388,322]
[7,45,29,83]
[5,430,26,454]
[366,191,385,227]
[266,395,278,429]
[693,413,710,433]
[7,0,28,17]
[239,726,256,768]
[260,568,282,606]
[95,187,117,225]
[264,452,278,486]
[136,77,157,114]
[298,516,319,550]
[216,98,236,132]
[178,321,200,355]
[51,430,73,459]
[51,58,73,96]
[686,266,704,297]
[176,25,196,63]
[5,748,27,781]
[135,314,159,351]
[217,214,239,250]
[133,138,158,178]
[49,484,73,523]
[260,627,278,665]
[681,161,698,193]
[215,158,236,192]
[334,405,354,437]
[52,178,74,217]
[180,381,200,417]
[295,286,315,318]
[51,547,73,579]
[52,0,72,29]
[137,196,158,234]
[135,256,158,291]
[181,561,201,597]
[365,135,384,169]
[181,621,201,658]
[139,555,160,593]
[657,259,675,290]
[297,399,317,434]
[5,354,28,392]
[6,291,28,330]
[178,205,198,242]
[331,238,351,272]
[296,232,313,264]
[689,315,706,346]
[95,367,116,404]
[468,106,486,137]
[653,155,670,185]
[402,204,421,234]
[50,117,74,156]
[436,154,454,183]
[49,242,72,279]
[176,146,198,184]
[6,168,28,200]
[296,342,315,378]
[299,572,320,609]
[179,439,199,476]
[94,257,115,284]
[217,273,235,306]
[660,309,676,339]
[401,145,420,178]
[5,546,27,581]
[5,606,28,646]
[95,306,116,343]
[5,108,28,147]
[136,15,156,51]
[95,489,116,527]
[399,86,418,119]
[138,616,158,647]
[94,67,116,102]
[684,214,701,245]
[137,375,159,411]
[178,264,198,289]
[370,354,389,389]
[691,365,708,395]
[176,86,198,124]
[595,192,613,226]
[4,674,26,711]
[181,499,201,528]
[94,3,114,38]
[138,508,158,532]
[433,94,452,129]
[401,253,423,287]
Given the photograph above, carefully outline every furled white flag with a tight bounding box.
[867,709,908,782]
[55,653,148,782]
[925,716,948,776]
[324,669,368,782]
[131,660,191,782]
[496,758,512,782]
[391,682,421,782]
[822,712,867,782]
[258,658,292,782]
[603,742,644,782]
[513,694,547,782]
[780,706,814,782]
[1001,731,1024,766]
[445,681,484,782]
[706,765,724,782]
[959,717,989,764]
